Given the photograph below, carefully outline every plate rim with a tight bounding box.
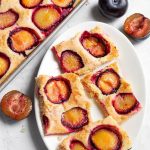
[34,21,146,150]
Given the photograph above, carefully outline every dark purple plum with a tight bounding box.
[98,0,128,19]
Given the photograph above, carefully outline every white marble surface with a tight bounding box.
[0,0,150,150]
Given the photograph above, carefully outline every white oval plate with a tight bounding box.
[34,21,146,150]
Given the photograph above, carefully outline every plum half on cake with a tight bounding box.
[59,116,132,150]
[82,62,142,123]
[0,0,81,85]
[36,73,91,135]
[52,26,118,75]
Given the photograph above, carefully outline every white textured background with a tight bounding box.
[0,0,150,149]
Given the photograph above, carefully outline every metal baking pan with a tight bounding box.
[0,0,87,92]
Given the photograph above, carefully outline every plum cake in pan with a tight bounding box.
[0,0,81,85]
[82,62,142,123]
[36,73,91,135]
[59,116,132,150]
[52,26,118,75]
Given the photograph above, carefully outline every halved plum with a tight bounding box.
[32,5,61,31]
[44,77,71,104]
[70,140,87,150]
[60,50,84,73]
[124,13,150,39]
[61,107,88,130]
[0,52,10,79]
[80,31,110,58]
[0,9,19,30]
[7,27,40,55]
[0,90,32,120]
[90,125,122,150]
[96,69,121,95]
[20,0,43,9]
[113,93,140,114]
[52,0,74,8]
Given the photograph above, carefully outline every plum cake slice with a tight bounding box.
[59,116,132,150]
[82,62,142,123]
[36,73,91,135]
[52,26,118,75]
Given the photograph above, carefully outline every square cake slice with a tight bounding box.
[36,73,91,135]
[52,26,118,75]
[82,62,142,123]
[59,116,132,150]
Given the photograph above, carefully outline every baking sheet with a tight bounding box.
[0,0,87,92]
